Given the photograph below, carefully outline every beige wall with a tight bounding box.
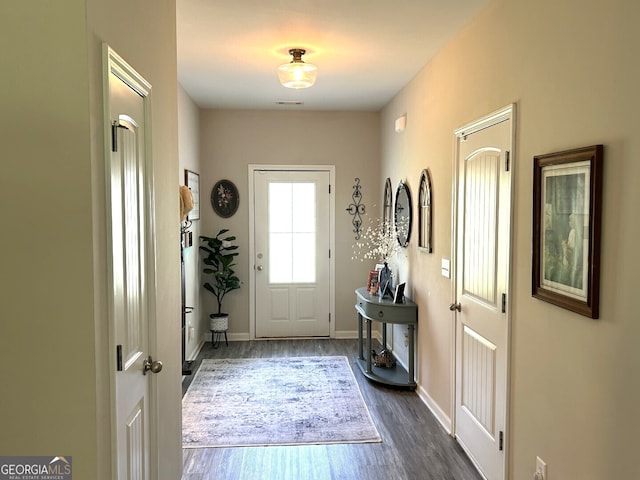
[381,0,640,478]
[199,109,380,336]
[0,1,97,475]
[0,1,182,479]
[178,85,204,359]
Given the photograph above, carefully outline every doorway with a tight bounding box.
[452,105,515,480]
[249,165,335,338]
[104,45,159,480]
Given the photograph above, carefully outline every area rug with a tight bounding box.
[182,356,381,448]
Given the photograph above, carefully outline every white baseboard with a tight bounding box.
[186,338,206,361]
[204,331,251,342]
[335,330,359,339]
[205,331,363,341]
[416,383,452,433]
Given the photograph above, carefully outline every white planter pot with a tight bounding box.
[210,314,229,332]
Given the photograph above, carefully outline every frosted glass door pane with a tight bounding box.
[293,233,315,282]
[292,184,315,232]
[269,183,293,232]
[269,233,293,283]
[269,182,316,283]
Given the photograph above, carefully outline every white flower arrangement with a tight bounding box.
[352,216,408,264]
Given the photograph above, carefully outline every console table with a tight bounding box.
[355,287,418,389]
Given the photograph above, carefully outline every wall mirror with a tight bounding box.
[418,169,433,253]
[395,180,412,247]
[382,178,393,229]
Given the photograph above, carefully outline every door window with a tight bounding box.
[268,182,316,283]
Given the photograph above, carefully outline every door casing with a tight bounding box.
[103,44,159,480]
[450,104,516,480]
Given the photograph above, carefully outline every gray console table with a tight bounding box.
[355,287,418,389]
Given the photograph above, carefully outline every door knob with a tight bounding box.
[449,303,461,312]
[143,356,163,375]
[256,265,263,271]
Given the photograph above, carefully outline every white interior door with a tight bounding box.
[105,47,160,480]
[253,168,332,338]
[453,106,514,480]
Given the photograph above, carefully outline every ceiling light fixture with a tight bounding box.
[277,48,317,89]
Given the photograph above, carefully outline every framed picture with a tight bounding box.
[367,270,379,295]
[211,179,239,218]
[532,145,603,318]
[184,169,200,220]
[393,283,406,304]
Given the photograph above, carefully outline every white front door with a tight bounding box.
[252,168,333,338]
[453,106,514,480]
[105,46,159,480]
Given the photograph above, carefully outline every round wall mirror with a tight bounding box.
[395,181,412,247]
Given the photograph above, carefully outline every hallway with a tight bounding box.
[182,339,481,480]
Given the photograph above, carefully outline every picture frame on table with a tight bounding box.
[393,283,406,304]
[532,145,603,318]
[367,270,379,295]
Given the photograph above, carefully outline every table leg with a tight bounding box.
[408,323,415,383]
[357,313,364,360]
[366,319,372,374]
[382,322,387,349]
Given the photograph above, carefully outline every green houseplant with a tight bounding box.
[199,229,241,346]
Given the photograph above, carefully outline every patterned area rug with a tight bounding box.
[182,356,381,448]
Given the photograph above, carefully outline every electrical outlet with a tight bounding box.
[535,456,547,480]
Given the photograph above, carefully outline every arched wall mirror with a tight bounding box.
[418,169,433,253]
[395,180,412,247]
[382,178,393,230]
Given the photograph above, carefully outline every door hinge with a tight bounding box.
[505,151,510,172]
[329,249,331,258]
[111,122,119,152]
[499,431,504,451]
[328,184,331,194]
[111,121,129,152]
[116,344,123,371]
[501,293,507,313]
[328,313,331,323]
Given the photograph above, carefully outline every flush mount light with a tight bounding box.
[277,48,317,89]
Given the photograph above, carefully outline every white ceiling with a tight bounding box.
[177,0,489,111]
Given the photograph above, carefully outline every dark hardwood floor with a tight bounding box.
[182,339,482,480]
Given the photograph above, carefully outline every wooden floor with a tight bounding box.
[182,339,482,480]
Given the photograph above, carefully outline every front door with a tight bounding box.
[453,106,514,480]
[252,168,333,338]
[105,46,160,480]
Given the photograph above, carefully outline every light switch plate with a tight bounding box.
[441,258,450,278]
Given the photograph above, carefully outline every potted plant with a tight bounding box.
[199,229,241,346]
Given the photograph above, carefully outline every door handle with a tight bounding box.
[449,303,461,312]
[143,356,163,375]
[256,265,263,271]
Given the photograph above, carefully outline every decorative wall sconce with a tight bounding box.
[346,178,366,240]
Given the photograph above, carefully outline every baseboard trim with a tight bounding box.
[204,331,251,343]
[335,330,359,339]
[186,338,206,362]
[416,383,452,433]
[205,330,370,342]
